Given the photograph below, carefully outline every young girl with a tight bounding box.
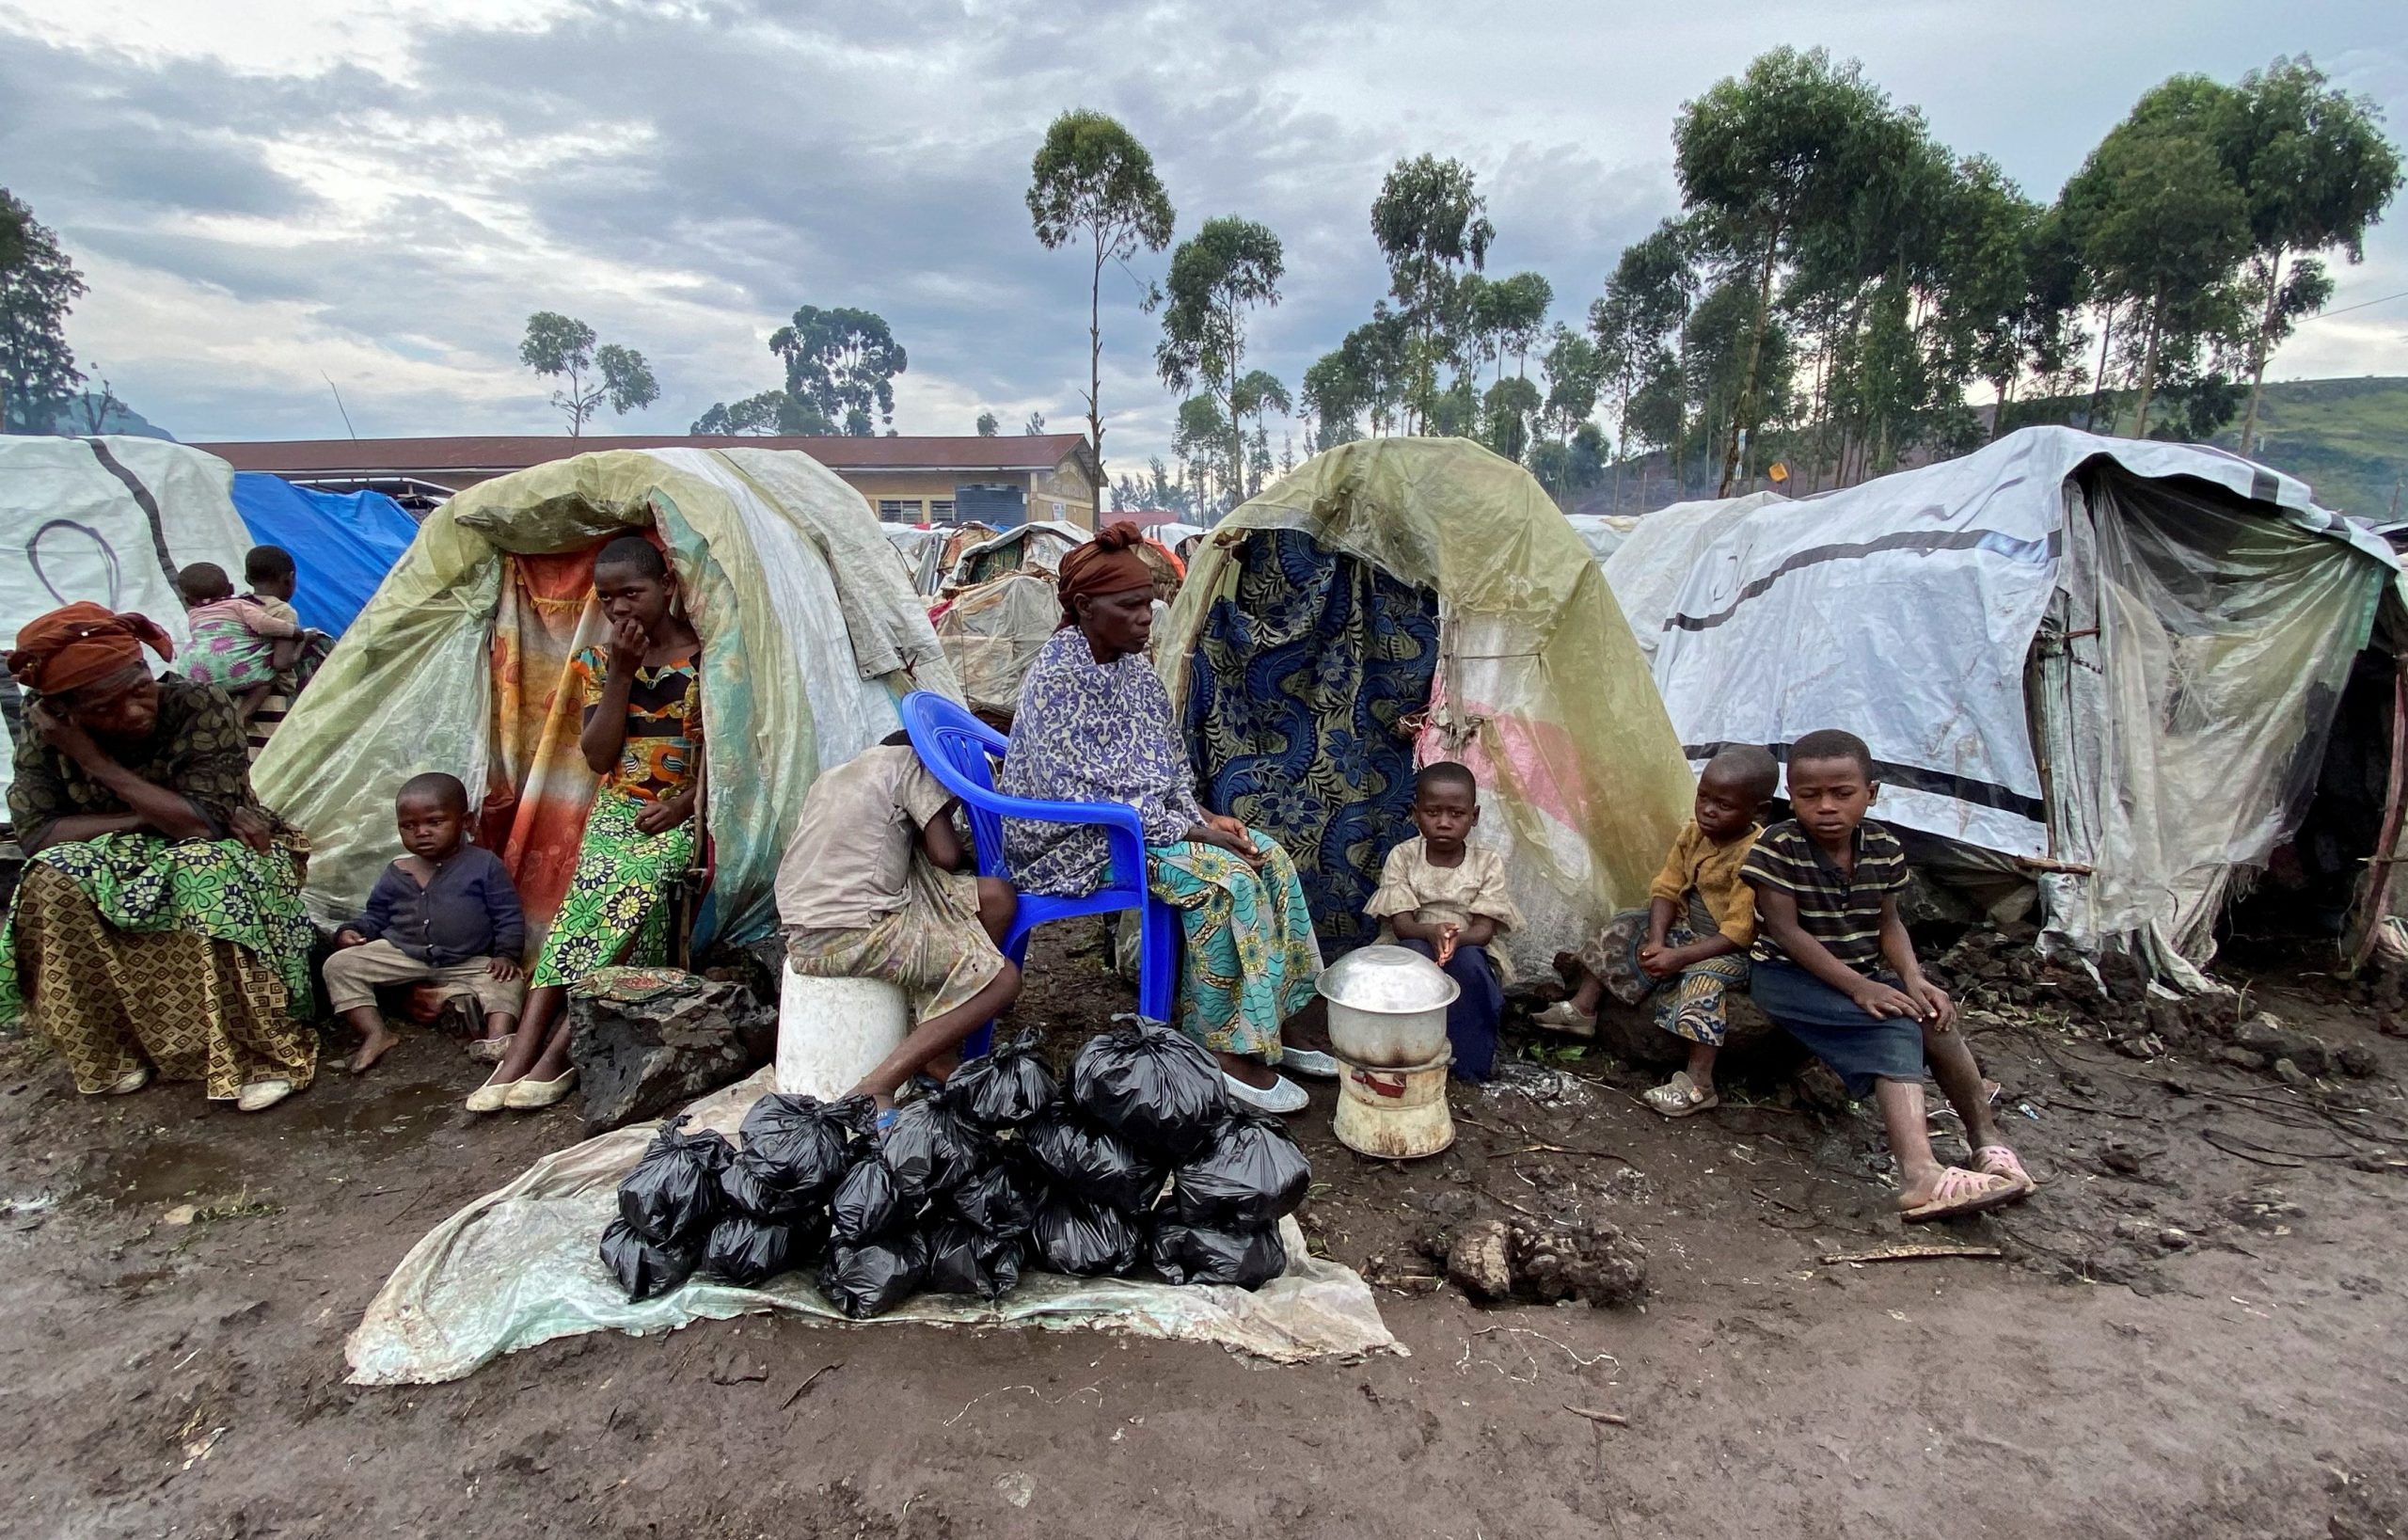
[471,535,704,1113]
[1365,761,1522,1081]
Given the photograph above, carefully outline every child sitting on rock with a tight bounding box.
[1741,728,2033,1222]
[1366,761,1522,1082]
[778,730,1022,1118]
[325,773,526,1074]
[1535,745,1779,1117]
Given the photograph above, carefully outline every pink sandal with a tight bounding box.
[1899,1166,2027,1223]
[1972,1145,2036,1189]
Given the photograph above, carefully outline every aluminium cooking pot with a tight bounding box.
[1314,944,1457,1069]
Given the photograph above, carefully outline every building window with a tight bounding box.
[878,499,922,522]
[927,500,956,521]
[1050,501,1066,521]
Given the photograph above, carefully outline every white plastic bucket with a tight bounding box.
[775,966,910,1100]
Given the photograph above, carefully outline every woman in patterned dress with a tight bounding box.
[1001,525,1329,1115]
[472,535,704,1113]
[0,604,318,1112]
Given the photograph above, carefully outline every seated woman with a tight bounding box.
[0,603,318,1111]
[1001,524,1331,1114]
[473,536,704,1113]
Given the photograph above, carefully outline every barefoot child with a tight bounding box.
[1366,761,1522,1082]
[177,563,303,723]
[1534,745,1779,1116]
[1742,729,2033,1222]
[325,773,526,1073]
[779,730,1022,1118]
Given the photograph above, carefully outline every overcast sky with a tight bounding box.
[3,0,2402,474]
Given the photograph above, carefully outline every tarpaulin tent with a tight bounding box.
[229,473,418,635]
[0,436,254,805]
[254,448,960,948]
[1158,437,1696,975]
[945,520,1092,589]
[1603,425,2401,980]
[930,569,1063,717]
[1596,492,1785,664]
[1563,513,1643,565]
[882,525,951,596]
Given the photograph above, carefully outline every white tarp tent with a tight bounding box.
[1604,426,2400,977]
[0,437,253,805]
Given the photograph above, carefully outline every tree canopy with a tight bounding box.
[0,190,87,435]
[519,311,657,436]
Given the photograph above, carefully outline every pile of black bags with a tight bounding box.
[600,1020,1310,1316]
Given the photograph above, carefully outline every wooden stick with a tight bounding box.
[1562,1405,1629,1427]
[1819,1246,2004,1265]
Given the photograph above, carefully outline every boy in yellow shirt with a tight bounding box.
[1534,745,1779,1115]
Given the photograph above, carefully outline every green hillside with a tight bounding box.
[2215,377,2408,523]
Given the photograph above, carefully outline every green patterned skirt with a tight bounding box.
[1146,831,1323,1061]
[531,790,695,990]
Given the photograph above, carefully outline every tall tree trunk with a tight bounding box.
[1087,230,1107,494]
[2085,299,2117,433]
[2238,250,2285,458]
[1719,230,1782,496]
[2132,287,2162,440]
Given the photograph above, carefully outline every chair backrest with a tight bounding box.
[897,691,1013,880]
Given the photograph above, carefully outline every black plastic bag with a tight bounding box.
[829,1156,900,1244]
[737,1093,873,1208]
[701,1212,805,1288]
[720,1156,822,1220]
[943,1154,1041,1238]
[1022,1108,1164,1215]
[600,1216,702,1301]
[1165,1106,1312,1226]
[881,1098,990,1200]
[618,1115,735,1245]
[923,1217,1023,1301]
[943,1032,1060,1132]
[818,1230,930,1320]
[1028,1190,1142,1278]
[1146,1219,1288,1289]
[1070,1018,1228,1162]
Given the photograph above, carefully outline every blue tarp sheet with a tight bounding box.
[230,473,417,635]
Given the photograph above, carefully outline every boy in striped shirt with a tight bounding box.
[1742,729,2033,1223]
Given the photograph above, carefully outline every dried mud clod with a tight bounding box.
[1440,1217,1648,1309]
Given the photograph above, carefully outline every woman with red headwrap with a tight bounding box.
[0,603,318,1111]
[1000,525,1331,1114]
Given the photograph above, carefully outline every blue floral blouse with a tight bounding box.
[1000,627,1206,897]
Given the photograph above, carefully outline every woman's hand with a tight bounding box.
[26,701,103,769]
[635,789,697,835]
[607,615,651,673]
[1186,817,1263,867]
[228,805,274,853]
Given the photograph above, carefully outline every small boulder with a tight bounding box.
[1445,1221,1515,1300]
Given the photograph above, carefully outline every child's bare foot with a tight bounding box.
[349,1025,400,1074]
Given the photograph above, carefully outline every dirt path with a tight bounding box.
[2,939,2402,1539]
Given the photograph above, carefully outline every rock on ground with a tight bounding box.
[1442,1217,1648,1309]
[568,974,776,1134]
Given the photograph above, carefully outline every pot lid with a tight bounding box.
[1316,944,1460,1013]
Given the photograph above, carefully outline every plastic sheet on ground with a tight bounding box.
[345,1068,1401,1386]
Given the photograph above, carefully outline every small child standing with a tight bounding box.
[1535,745,1780,1117]
[1366,761,1522,1082]
[325,773,527,1074]
[178,561,303,723]
[779,730,1022,1116]
[1742,729,2034,1222]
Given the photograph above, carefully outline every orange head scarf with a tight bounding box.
[1055,522,1157,627]
[8,603,174,697]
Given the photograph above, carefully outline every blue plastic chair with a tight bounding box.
[897,691,1179,1058]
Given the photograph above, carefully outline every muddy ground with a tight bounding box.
[2,925,2404,1540]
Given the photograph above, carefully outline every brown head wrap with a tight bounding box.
[8,602,174,696]
[1055,522,1157,627]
